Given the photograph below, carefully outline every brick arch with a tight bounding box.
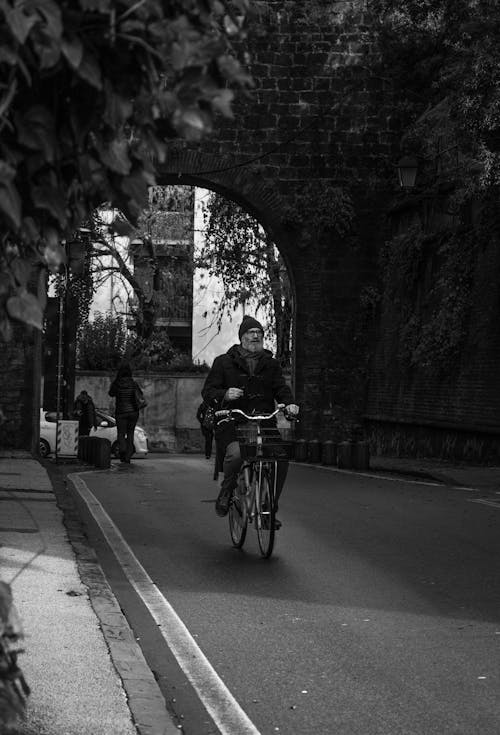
[155,149,299,389]
[155,149,291,252]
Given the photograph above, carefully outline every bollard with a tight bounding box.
[94,438,111,469]
[78,436,110,468]
[337,441,353,469]
[352,440,370,470]
[294,438,307,462]
[307,438,321,463]
[321,440,337,466]
[78,436,89,462]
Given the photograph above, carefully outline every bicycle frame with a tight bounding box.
[216,405,286,557]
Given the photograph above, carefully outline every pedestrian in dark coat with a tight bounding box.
[201,315,299,524]
[196,401,214,459]
[73,390,98,436]
[109,363,141,463]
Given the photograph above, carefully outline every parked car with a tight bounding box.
[39,408,149,459]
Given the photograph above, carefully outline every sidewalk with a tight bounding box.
[1,450,500,735]
[370,455,500,494]
[0,451,178,735]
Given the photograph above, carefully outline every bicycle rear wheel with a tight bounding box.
[229,487,247,548]
[256,462,276,558]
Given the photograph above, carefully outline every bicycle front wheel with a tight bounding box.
[256,462,276,558]
[229,489,247,548]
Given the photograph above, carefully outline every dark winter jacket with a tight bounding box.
[201,345,294,427]
[73,393,97,430]
[109,376,139,417]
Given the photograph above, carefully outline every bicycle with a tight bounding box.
[214,404,295,559]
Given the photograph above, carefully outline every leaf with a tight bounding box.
[97,138,132,175]
[43,238,66,273]
[0,273,12,298]
[4,5,38,44]
[223,15,240,36]
[16,105,56,161]
[32,186,68,226]
[37,0,63,39]
[0,315,13,342]
[103,90,133,128]
[0,45,20,65]
[34,35,61,69]
[76,51,103,89]
[0,78,18,120]
[61,36,84,69]
[210,88,234,117]
[174,108,208,140]
[0,180,21,230]
[11,259,31,288]
[6,291,43,330]
[21,216,40,243]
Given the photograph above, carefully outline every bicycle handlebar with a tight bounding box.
[215,404,298,422]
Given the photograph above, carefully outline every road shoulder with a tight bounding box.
[44,459,180,735]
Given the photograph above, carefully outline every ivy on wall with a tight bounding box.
[282,181,355,248]
[380,220,479,373]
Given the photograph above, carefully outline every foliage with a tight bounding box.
[77,312,130,371]
[77,313,206,372]
[196,191,293,366]
[373,1,500,144]
[372,1,500,374]
[53,244,94,340]
[0,0,252,339]
[89,185,194,342]
[138,349,209,373]
[282,181,355,248]
[380,222,478,372]
[379,224,426,298]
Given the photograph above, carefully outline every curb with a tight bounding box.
[45,461,179,735]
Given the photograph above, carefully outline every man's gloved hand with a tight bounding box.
[224,387,244,402]
[284,404,299,418]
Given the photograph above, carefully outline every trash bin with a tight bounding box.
[308,438,321,463]
[352,440,370,470]
[337,441,353,469]
[321,440,337,465]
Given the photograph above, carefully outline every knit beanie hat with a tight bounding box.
[238,315,264,340]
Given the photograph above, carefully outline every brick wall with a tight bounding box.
[1,1,400,451]
[0,324,41,452]
[366,217,500,461]
[156,0,398,438]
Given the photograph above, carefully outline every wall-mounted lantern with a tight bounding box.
[396,155,418,189]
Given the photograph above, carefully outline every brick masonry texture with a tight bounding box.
[155,0,398,441]
[2,1,499,460]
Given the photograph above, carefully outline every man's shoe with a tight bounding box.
[215,488,231,517]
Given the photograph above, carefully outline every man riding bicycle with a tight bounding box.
[201,315,299,525]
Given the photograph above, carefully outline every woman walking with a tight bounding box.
[109,363,145,463]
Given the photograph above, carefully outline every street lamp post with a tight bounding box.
[54,229,89,461]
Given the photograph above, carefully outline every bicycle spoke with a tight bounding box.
[256,462,276,558]
[228,488,247,548]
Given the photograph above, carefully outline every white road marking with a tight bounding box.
[467,498,500,510]
[69,473,261,735]
[294,462,480,491]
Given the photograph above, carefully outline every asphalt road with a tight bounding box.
[74,455,500,735]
